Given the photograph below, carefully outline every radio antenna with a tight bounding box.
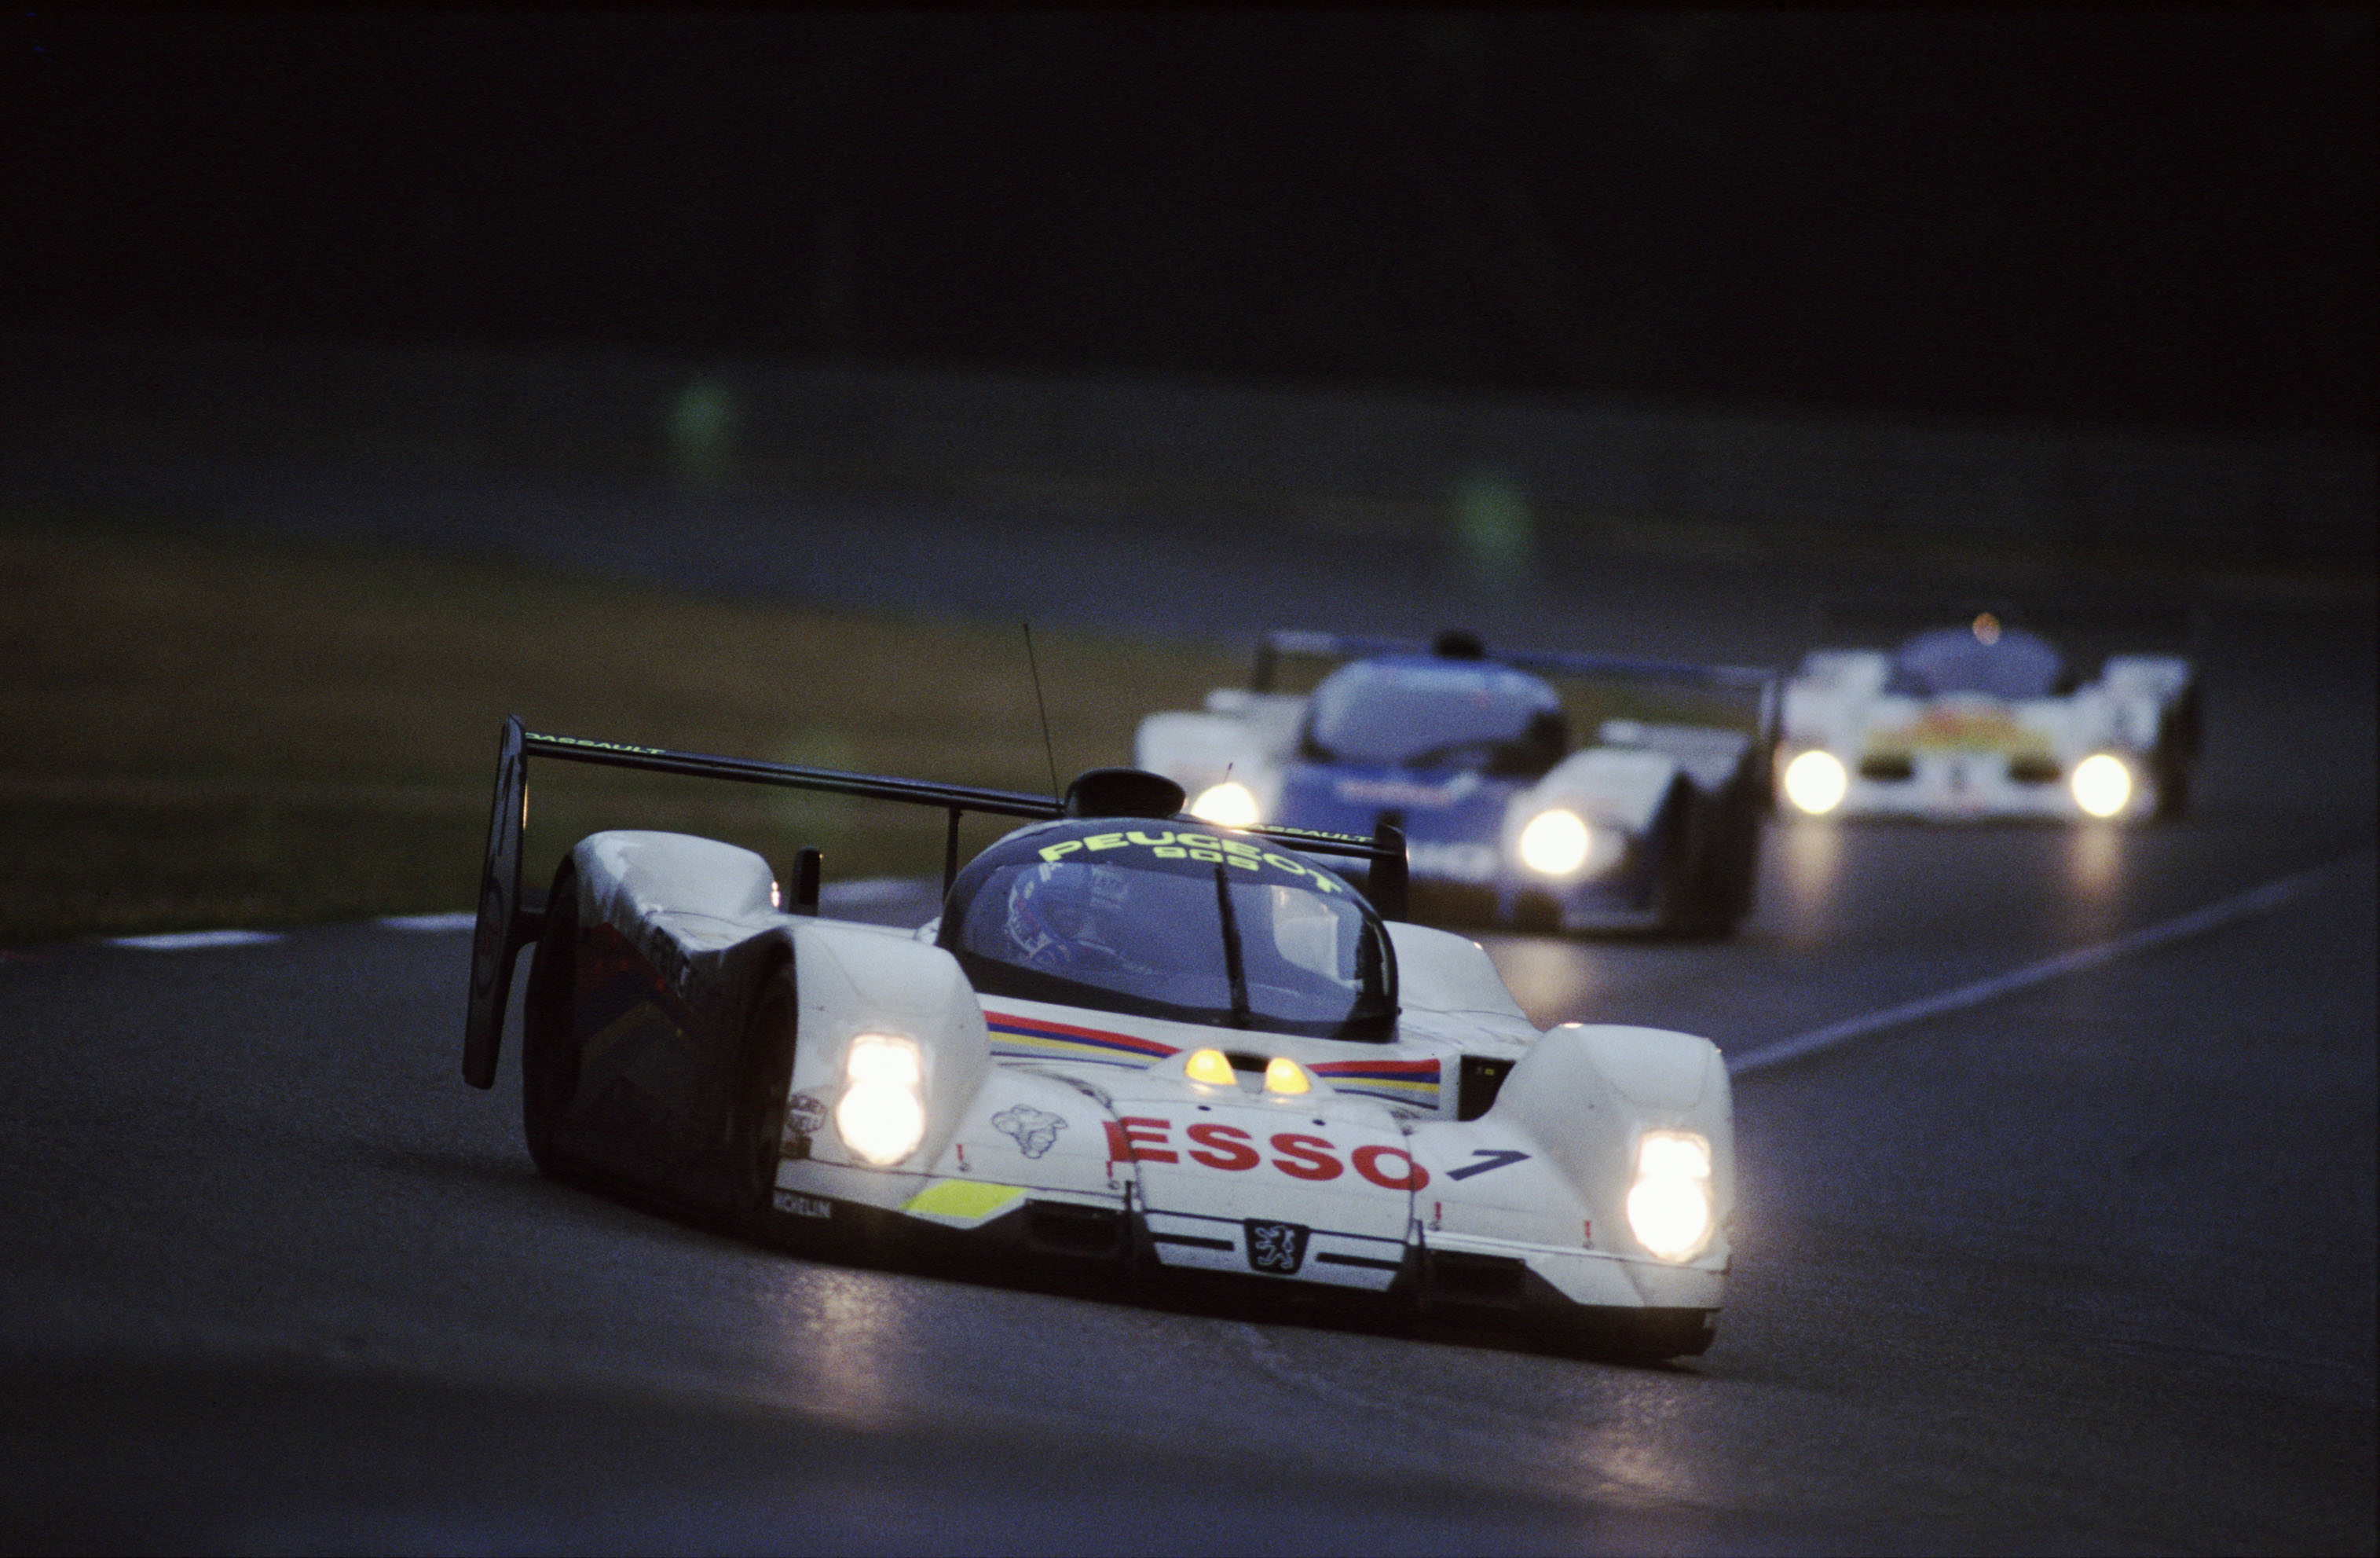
[1023,621,1060,801]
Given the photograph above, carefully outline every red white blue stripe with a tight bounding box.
[1309,1056,1442,1106]
[986,1010,1182,1068]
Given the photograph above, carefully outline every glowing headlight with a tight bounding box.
[2071,753,2133,819]
[1782,750,1848,815]
[1185,1047,1236,1087]
[835,1033,925,1165]
[1625,1128,1715,1262]
[1517,808,1594,877]
[1262,1056,1311,1096]
[1190,780,1260,827]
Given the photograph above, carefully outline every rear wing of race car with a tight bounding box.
[1812,597,2200,655]
[1249,627,1781,761]
[463,716,1409,1088]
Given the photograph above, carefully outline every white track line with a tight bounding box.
[1727,854,2362,1078]
[820,878,933,904]
[107,929,285,951]
[376,912,478,932]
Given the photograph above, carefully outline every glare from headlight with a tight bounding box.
[1626,1128,1715,1262]
[836,1034,926,1165]
[1517,808,1593,876]
[1782,750,1848,815]
[1190,780,1260,827]
[2071,753,2133,819]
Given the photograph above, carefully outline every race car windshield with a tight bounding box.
[1301,661,1565,775]
[1887,627,2068,699]
[943,830,1397,1040]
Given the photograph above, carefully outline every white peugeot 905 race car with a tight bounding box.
[463,718,1735,1358]
[1775,610,2201,823]
[1133,629,1778,937]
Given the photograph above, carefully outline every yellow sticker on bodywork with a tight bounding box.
[1869,706,2051,757]
[900,1179,1028,1224]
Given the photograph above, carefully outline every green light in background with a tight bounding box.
[667,376,738,486]
[1452,471,1535,590]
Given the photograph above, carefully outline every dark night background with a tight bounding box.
[5,9,2374,438]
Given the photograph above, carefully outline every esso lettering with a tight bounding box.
[1185,1122,1260,1171]
[1100,1116,1423,1191]
[1103,1116,1177,1164]
[1268,1133,1343,1182]
[1351,1143,1429,1190]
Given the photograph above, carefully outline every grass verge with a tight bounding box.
[2,508,1241,944]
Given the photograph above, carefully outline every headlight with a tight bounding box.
[2071,753,2132,819]
[1190,780,1260,827]
[1262,1056,1311,1096]
[1185,1047,1236,1086]
[1516,808,1594,877]
[1625,1128,1715,1262]
[1782,750,1848,815]
[835,1033,926,1165]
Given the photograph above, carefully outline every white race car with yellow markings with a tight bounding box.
[1776,611,2200,822]
[463,719,1735,1358]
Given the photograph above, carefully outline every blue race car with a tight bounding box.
[1135,630,1778,937]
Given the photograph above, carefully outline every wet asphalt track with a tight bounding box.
[1,442,2374,1553]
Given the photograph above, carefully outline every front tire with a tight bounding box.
[1547,1307,1719,1364]
[722,964,800,1237]
[520,863,582,1179]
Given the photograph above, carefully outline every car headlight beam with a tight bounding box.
[1625,1128,1715,1262]
[1262,1056,1311,1096]
[1185,1047,1236,1087]
[835,1033,927,1165]
[1782,750,1848,815]
[1189,780,1261,828]
[2071,753,2133,818]
[1516,808,1595,878]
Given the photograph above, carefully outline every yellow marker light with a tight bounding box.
[1516,808,1593,877]
[1185,1047,1237,1086]
[2071,753,2133,819]
[1626,1129,1715,1262]
[1262,1056,1311,1096]
[1190,780,1261,828]
[836,1034,926,1165]
[1783,750,1849,815]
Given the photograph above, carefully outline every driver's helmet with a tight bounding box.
[1005,860,1133,970]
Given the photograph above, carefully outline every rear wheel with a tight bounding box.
[722,965,800,1237]
[1695,787,1762,934]
[1646,786,1705,936]
[2152,683,2201,820]
[520,864,581,1178]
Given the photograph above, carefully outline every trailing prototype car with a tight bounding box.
[463,717,1736,1358]
[1775,610,2200,822]
[1133,629,1779,937]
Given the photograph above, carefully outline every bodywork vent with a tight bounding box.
[1458,1055,1513,1121]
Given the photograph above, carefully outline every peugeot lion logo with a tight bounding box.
[990,1104,1067,1160]
[1244,1219,1309,1275]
